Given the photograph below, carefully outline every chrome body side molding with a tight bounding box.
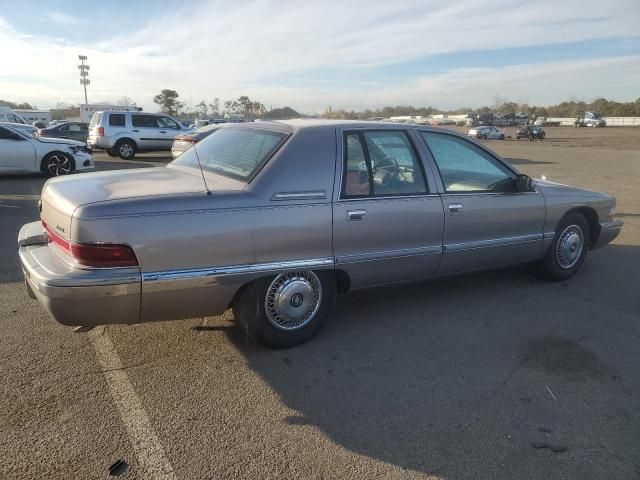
[142,257,335,284]
[444,233,543,252]
[336,245,442,264]
[272,191,327,201]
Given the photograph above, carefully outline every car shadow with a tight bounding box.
[503,157,555,166]
[223,244,640,479]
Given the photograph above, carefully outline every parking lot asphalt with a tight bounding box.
[1,129,639,480]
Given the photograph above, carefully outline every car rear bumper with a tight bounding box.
[593,219,623,250]
[18,221,141,326]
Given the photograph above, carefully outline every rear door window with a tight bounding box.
[342,130,427,198]
[132,115,159,128]
[158,117,180,129]
[108,114,126,127]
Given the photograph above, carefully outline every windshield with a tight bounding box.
[171,127,287,181]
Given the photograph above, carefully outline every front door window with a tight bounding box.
[420,132,515,193]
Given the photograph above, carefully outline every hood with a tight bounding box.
[36,137,85,147]
[534,178,613,201]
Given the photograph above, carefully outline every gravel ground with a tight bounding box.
[1,128,639,480]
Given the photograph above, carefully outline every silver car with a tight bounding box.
[468,126,505,140]
[87,111,192,160]
[19,121,622,348]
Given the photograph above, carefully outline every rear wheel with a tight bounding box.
[537,213,589,281]
[42,152,74,177]
[115,139,136,160]
[499,134,505,140]
[233,270,336,348]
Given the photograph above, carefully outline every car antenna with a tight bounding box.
[192,145,212,195]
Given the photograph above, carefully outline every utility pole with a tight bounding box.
[78,55,90,104]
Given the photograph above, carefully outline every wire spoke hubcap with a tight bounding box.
[556,225,584,269]
[265,271,322,331]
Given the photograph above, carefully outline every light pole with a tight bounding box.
[78,55,90,104]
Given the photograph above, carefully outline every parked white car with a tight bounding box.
[0,107,28,124]
[0,124,94,176]
[0,121,38,136]
[468,126,505,140]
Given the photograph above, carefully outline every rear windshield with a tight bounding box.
[89,112,102,128]
[108,114,126,127]
[171,128,287,181]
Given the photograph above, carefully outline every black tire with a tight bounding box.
[499,134,505,140]
[537,213,590,281]
[232,270,336,349]
[42,152,75,177]
[106,149,118,157]
[115,139,136,160]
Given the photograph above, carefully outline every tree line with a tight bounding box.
[4,94,640,121]
[153,89,270,120]
[322,97,640,120]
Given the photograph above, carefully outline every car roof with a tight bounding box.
[221,119,464,135]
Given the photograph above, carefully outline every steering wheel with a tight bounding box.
[373,156,399,187]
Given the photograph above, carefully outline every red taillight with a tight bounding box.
[37,129,45,137]
[97,127,105,137]
[175,136,196,143]
[43,222,138,267]
[69,243,138,267]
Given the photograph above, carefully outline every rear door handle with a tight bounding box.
[159,131,166,133]
[347,210,366,221]
[448,203,463,213]
[132,129,140,132]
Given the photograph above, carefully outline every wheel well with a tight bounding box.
[115,137,137,148]
[566,207,599,247]
[40,151,75,172]
[335,269,350,295]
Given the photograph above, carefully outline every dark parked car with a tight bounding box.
[171,124,222,158]
[516,125,545,140]
[38,122,89,143]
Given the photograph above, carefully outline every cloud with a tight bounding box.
[45,11,83,26]
[1,0,639,111]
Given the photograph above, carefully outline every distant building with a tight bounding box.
[79,104,141,123]
[15,109,51,124]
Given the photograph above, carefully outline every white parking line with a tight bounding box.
[89,328,176,480]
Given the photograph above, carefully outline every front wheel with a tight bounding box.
[233,270,336,348]
[499,134,505,140]
[42,152,74,177]
[536,213,590,281]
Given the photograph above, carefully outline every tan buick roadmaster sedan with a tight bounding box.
[18,120,622,348]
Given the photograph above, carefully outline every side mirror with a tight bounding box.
[516,174,534,192]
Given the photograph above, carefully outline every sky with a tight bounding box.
[0,0,639,113]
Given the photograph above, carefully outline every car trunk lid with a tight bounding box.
[39,166,221,241]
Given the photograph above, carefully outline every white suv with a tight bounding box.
[87,111,191,159]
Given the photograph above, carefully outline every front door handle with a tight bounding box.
[448,203,463,213]
[347,209,366,221]
[132,129,140,132]
[159,131,166,133]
